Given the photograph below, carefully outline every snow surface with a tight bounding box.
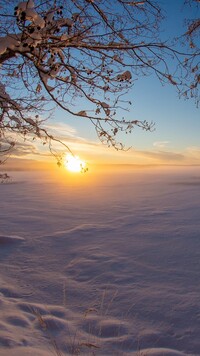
[1,166,200,355]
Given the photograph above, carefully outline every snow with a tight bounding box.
[0,166,200,355]
[16,1,45,28]
[116,71,132,82]
[17,1,35,11]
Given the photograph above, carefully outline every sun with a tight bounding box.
[64,154,87,173]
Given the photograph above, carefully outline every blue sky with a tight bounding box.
[45,0,199,166]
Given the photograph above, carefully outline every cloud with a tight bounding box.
[186,146,200,156]
[43,122,77,138]
[139,150,185,162]
[5,120,100,161]
[43,121,100,148]
[7,119,200,166]
[153,141,170,149]
[10,141,38,157]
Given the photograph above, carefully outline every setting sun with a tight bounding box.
[64,154,87,173]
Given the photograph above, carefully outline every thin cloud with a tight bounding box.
[153,141,170,149]
[44,121,100,148]
[186,146,200,155]
[138,150,185,162]
[5,120,100,160]
[44,122,77,138]
[7,120,199,166]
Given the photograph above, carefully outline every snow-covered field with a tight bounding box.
[1,166,200,356]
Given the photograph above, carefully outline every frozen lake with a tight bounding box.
[1,166,200,355]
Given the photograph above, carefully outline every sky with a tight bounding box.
[2,0,200,169]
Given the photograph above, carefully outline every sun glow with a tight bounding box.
[64,154,87,173]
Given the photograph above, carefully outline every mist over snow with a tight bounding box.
[1,167,200,355]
